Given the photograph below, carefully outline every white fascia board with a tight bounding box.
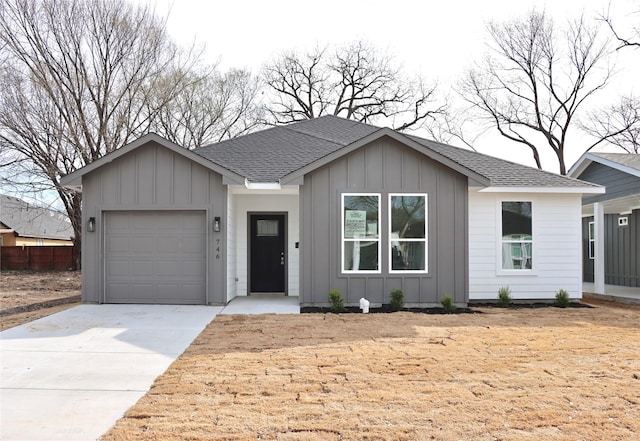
[568,155,592,177]
[478,186,605,194]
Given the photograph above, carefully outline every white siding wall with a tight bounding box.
[230,192,300,297]
[469,191,583,300]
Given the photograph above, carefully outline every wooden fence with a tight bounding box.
[1,246,76,270]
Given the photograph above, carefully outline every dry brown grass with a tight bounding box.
[0,270,81,331]
[102,304,640,441]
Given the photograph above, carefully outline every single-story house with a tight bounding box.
[568,152,640,290]
[61,116,603,306]
[0,194,74,247]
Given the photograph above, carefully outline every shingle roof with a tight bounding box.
[0,195,74,241]
[590,152,640,172]
[196,116,378,182]
[194,115,600,189]
[407,135,600,189]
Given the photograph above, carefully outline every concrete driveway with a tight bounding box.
[0,304,222,441]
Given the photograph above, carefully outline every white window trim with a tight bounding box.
[388,193,428,274]
[341,193,381,274]
[588,221,595,259]
[496,200,536,275]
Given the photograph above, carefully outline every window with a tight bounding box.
[389,194,427,272]
[342,194,380,272]
[588,221,595,259]
[501,201,532,270]
[257,219,279,236]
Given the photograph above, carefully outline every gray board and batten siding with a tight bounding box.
[300,135,468,306]
[580,161,640,206]
[582,210,640,287]
[576,157,640,288]
[80,141,227,304]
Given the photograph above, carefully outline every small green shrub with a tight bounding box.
[328,288,345,313]
[555,289,570,308]
[389,289,404,311]
[497,286,512,307]
[440,294,456,313]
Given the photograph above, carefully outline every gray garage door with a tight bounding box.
[104,211,206,304]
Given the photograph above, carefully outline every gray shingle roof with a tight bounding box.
[591,152,640,172]
[408,135,600,188]
[196,117,379,182]
[0,195,74,240]
[195,115,600,189]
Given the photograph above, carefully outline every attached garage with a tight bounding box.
[104,211,206,304]
[61,136,234,305]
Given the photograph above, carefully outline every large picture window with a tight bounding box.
[501,201,532,270]
[389,194,427,272]
[342,194,380,272]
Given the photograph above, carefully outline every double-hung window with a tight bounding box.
[389,194,427,273]
[501,201,533,270]
[342,194,380,273]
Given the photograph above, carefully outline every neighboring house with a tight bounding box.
[568,152,640,290]
[61,116,603,306]
[0,194,74,247]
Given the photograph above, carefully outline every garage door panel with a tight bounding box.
[132,237,155,253]
[131,260,154,276]
[181,260,205,276]
[156,261,179,276]
[157,237,179,253]
[107,237,130,253]
[155,284,203,301]
[108,215,130,229]
[107,260,130,277]
[181,213,205,229]
[182,237,205,253]
[104,211,206,304]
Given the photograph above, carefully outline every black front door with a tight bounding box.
[250,214,286,293]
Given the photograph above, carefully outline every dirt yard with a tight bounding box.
[0,270,81,331]
[102,304,640,441]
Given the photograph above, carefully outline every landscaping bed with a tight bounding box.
[102,304,639,440]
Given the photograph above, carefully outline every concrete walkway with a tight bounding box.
[583,282,640,305]
[220,294,300,315]
[0,304,222,441]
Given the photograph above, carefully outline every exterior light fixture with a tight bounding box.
[213,217,221,232]
[87,217,96,233]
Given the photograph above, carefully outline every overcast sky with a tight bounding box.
[139,0,640,172]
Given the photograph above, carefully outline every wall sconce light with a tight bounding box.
[87,217,96,233]
[213,216,221,232]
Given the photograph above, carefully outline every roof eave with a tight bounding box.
[478,186,605,194]
[569,152,640,179]
[60,133,245,190]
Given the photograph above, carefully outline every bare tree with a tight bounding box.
[460,10,613,174]
[0,0,198,266]
[600,3,640,50]
[149,68,263,149]
[262,41,447,131]
[583,96,640,153]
